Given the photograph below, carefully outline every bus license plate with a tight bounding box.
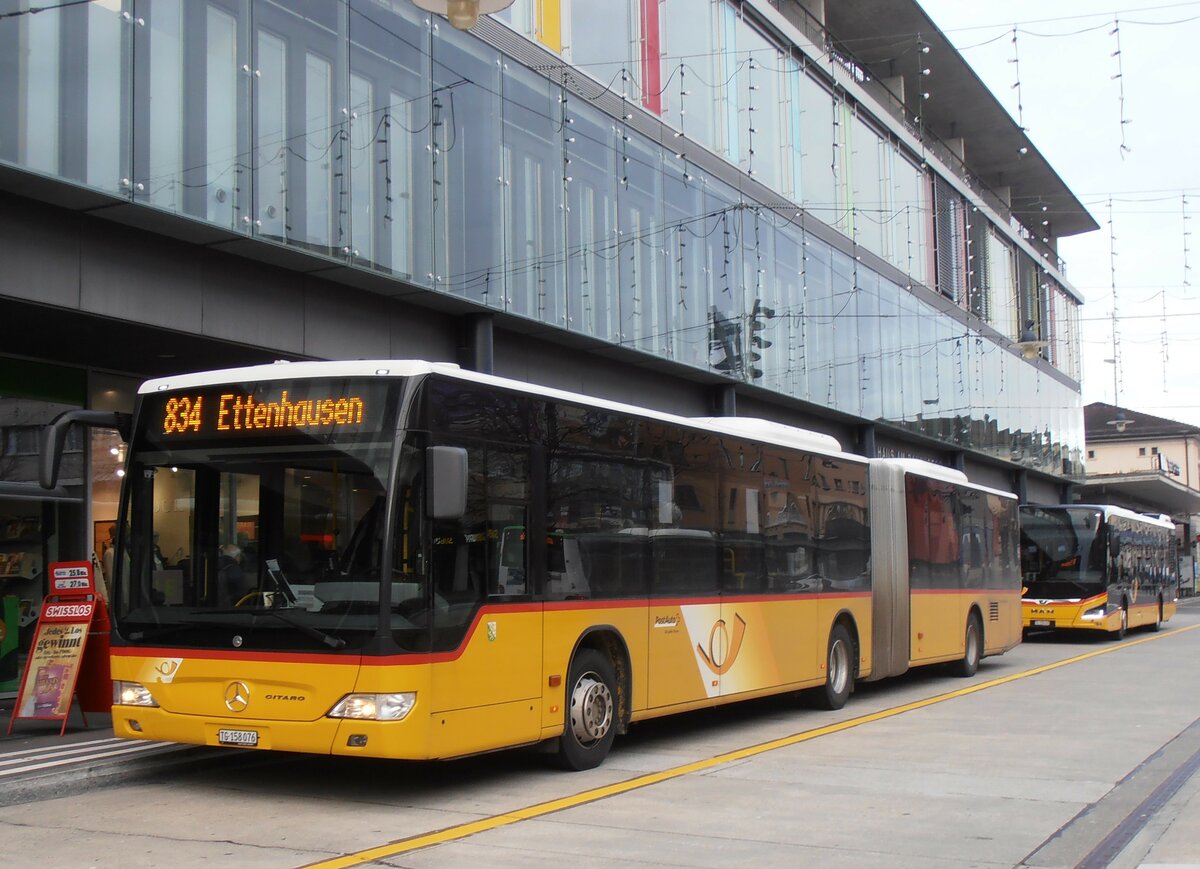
[1032,619,1053,627]
[218,728,259,747]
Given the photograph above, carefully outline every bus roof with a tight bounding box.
[138,359,869,464]
[876,457,1016,500]
[1021,503,1175,530]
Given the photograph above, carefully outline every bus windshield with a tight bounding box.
[1020,506,1107,598]
[110,377,406,651]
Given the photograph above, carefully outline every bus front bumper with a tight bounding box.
[1022,599,1118,632]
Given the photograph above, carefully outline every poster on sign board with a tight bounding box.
[7,562,97,734]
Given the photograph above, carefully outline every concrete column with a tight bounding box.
[711,384,736,418]
[858,424,877,458]
[461,313,494,375]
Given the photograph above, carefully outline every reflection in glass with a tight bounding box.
[202,7,239,228]
[145,0,184,211]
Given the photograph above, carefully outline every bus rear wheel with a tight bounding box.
[954,613,982,678]
[815,623,854,710]
[1150,598,1163,632]
[556,648,617,771]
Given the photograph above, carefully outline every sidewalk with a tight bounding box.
[0,699,207,806]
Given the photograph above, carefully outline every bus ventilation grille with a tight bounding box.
[989,602,1000,622]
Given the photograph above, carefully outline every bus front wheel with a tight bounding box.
[815,623,854,710]
[556,648,617,771]
[1111,604,1128,640]
[954,613,982,678]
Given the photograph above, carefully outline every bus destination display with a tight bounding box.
[147,379,389,442]
[162,391,365,435]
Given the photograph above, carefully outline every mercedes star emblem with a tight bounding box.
[224,681,250,713]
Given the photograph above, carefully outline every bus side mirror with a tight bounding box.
[427,446,468,520]
[40,409,132,490]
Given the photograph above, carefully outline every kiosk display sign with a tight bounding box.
[6,562,97,735]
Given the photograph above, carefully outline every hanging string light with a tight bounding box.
[1110,19,1132,158]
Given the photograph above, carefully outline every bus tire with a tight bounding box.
[815,623,854,710]
[1111,603,1128,640]
[954,613,982,678]
[1150,598,1163,632]
[556,648,617,771]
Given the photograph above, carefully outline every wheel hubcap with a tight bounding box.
[829,639,849,695]
[569,672,613,746]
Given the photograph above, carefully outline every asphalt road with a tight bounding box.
[3,605,1199,868]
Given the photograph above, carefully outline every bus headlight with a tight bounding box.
[114,681,159,707]
[327,693,416,721]
[1080,605,1107,621]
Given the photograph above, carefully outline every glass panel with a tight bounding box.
[734,19,781,192]
[303,51,334,251]
[206,5,240,228]
[661,154,706,367]
[831,249,859,414]
[851,114,884,258]
[774,220,805,399]
[796,68,835,225]
[502,63,565,325]
[22,0,62,174]
[565,0,633,101]
[565,99,618,340]
[143,0,184,211]
[349,0,431,282]
[804,237,832,403]
[857,270,881,420]
[618,133,664,352]
[705,176,744,378]
[255,27,287,238]
[660,0,715,151]
[877,278,902,422]
[717,1,738,162]
[431,25,501,303]
[348,71,374,262]
[246,0,345,255]
[87,0,130,194]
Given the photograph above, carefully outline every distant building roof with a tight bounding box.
[1085,402,1200,442]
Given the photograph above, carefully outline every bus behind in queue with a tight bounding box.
[42,361,1022,769]
[1020,504,1177,638]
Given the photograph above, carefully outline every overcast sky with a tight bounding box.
[916,0,1200,425]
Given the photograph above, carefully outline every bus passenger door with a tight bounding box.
[425,442,542,755]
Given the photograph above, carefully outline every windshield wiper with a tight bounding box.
[247,608,346,649]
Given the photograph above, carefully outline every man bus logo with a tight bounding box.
[697,613,747,676]
[225,681,250,713]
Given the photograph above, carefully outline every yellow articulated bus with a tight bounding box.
[1020,504,1177,639]
[42,361,1021,769]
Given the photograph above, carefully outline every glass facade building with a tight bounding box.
[0,0,1085,480]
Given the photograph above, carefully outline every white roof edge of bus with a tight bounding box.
[138,359,871,462]
[137,360,461,394]
[691,417,844,454]
[876,457,1016,500]
[1059,504,1177,529]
